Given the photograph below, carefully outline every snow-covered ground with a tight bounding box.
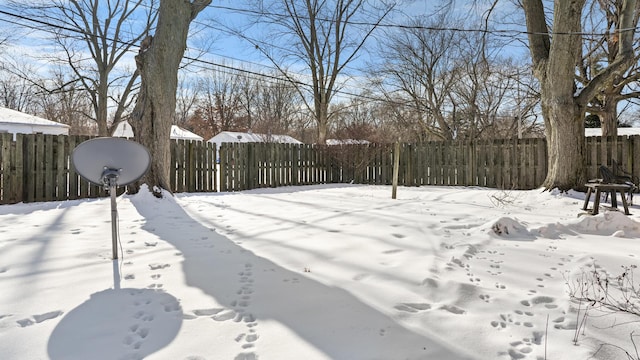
[1,184,639,360]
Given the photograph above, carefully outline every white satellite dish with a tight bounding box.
[72,137,151,260]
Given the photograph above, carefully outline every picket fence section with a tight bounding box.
[2,134,640,204]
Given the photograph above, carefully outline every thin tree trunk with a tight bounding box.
[317,101,329,144]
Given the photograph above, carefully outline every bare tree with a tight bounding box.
[0,57,100,134]
[175,75,201,127]
[131,0,211,197]
[241,0,393,144]
[0,60,40,113]
[253,76,302,135]
[197,68,245,132]
[580,0,640,138]
[523,0,638,190]
[375,14,464,141]
[37,68,97,135]
[9,0,158,136]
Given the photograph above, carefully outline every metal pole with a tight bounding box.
[110,184,118,260]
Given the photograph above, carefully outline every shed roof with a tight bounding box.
[208,131,302,145]
[112,121,203,141]
[0,106,70,129]
[585,127,640,137]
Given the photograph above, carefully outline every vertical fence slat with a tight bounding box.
[0,133,11,204]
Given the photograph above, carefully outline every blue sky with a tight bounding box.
[0,0,530,105]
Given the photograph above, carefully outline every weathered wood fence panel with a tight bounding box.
[169,139,216,193]
[216,136,636,193]
[3,134,640,204]
[22,134,105,203]
[0,135,216,204]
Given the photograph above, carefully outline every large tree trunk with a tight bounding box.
[532,0,586,190]
[523,0,636,190]
[542,101,587,190]
[600,99,618,138]
[130,0,211,197]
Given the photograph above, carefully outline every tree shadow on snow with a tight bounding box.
[130,193,474,360]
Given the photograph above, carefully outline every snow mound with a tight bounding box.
[532,222,576,239]
[572,211,640,237]
[483,217,535,240]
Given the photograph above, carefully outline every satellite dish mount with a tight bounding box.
[72,138,151,260]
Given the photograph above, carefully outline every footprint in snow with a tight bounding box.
[382,249,403,254]
[148,263,170,270]
[394,303,432,313]
[183,308,223,320]
[439,305,465,315]
[234,352,257,360]
[16,310,64,327]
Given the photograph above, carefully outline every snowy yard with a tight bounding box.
[1,184,639,360]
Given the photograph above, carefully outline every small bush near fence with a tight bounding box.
[2,133,639,204]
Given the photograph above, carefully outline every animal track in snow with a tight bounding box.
[500,332,544,359]
[148,263,170,270]
[394,303,432,313]
[491,311,534,330]
[520,295,557,309]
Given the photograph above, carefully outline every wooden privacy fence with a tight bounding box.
[218,136,640,192]
[3,133,640,204]
[584,135,640,180]
[0,134,216,204]
[170,139,217,193]
[218,139,549,191]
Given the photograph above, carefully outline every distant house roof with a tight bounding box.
[326,139,370,145]
[112,121,203,141]
[0,107,69,139]
[585,127,640,137]
[208,131,302,146]
[169,125,203,141]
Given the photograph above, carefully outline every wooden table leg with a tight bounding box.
[611,190,618,209]
[619,189,630,215]
[583,187,593,211]
[592,188,601,215]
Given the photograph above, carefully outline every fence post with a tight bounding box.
[392,141,400,199]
